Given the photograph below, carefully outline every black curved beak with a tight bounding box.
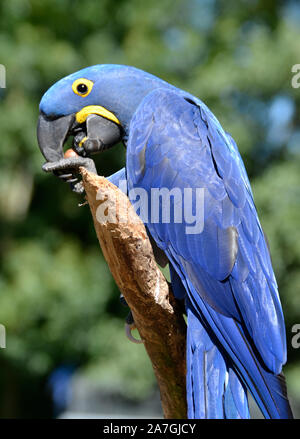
[37,113,75,162]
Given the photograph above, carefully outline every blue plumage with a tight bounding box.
[171,265,250,419]
[38,64,293,419]
[126,87,292,418]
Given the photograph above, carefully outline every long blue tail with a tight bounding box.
[170,265,293,419]
[186,284,293,419]
[187,300,250,418]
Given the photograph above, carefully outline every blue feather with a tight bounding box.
[171,267,249,419]
[126,87,292,418]
[40,64,293,418]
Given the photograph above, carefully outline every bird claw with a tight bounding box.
[42,157,97,193]
[119,294,128,307]
[125,322,143,344]
[124,308,143,343]
[42,156,97,174]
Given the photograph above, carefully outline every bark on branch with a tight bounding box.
[80,168,187,419]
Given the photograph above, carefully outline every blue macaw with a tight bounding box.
[37,64,293,419]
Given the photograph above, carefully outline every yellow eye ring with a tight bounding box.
[72,78,94,97]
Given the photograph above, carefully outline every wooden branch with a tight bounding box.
[80,168,187,419]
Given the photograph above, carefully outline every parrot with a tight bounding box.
[37,64,293,419]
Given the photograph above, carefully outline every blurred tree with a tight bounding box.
[0,0,299,417]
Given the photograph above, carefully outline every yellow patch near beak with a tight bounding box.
[75,105,120,125]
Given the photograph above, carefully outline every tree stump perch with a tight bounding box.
[80,168,187,419]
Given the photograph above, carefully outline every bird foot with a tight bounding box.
[42,156,97,193]
[125,321,143,344]
[120,295,143,344]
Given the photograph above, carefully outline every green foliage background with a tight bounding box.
[0,0,299,417]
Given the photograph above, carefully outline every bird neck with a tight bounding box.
[97,66,176,135]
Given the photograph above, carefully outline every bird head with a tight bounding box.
[37,64,169,162]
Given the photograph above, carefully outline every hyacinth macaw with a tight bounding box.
[37,64,293,419]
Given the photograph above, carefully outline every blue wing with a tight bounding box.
[126,88,292,418]
[171,264,250,419]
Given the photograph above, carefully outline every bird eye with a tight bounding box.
[77,83,88,94]
[72,78,93,97]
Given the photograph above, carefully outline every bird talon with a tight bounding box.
[119,294,128,307]
[58,173,73,180]
[125,323,143,344]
